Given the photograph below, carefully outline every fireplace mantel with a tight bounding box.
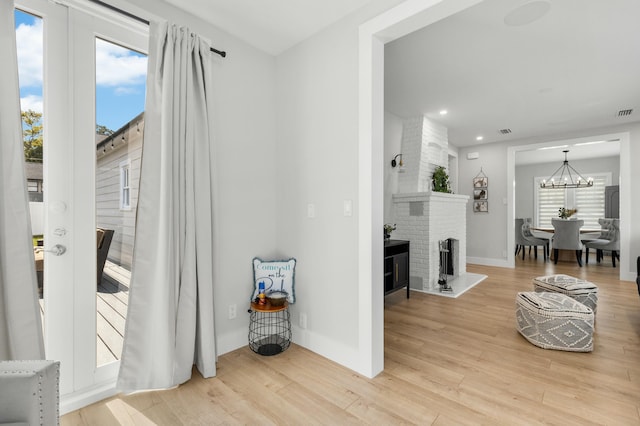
[392,191,469,203]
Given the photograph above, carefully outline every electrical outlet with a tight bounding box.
[228,304,237,319]
[299,313,307,329]
[502,250,507,258]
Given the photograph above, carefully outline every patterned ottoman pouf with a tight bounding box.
[516,291,594,352]
[532,274,598,314]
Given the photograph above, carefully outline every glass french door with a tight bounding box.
[16,0,147,406]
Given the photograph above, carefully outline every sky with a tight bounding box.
[15,9,147,133]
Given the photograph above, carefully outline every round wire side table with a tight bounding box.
[248,301,292,356]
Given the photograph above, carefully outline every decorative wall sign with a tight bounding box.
[251,257,297,304]
[473,168,488,213]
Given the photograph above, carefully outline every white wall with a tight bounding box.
[384,111,403,223]
[126,0,279,355]
[275,0,405,372]
[459,141,509,265]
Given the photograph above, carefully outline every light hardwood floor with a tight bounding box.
[62,255,640,425]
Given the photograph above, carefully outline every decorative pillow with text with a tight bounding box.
[251,257,296,304]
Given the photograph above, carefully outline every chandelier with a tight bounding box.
[540,150,593,189]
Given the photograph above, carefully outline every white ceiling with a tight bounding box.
[384,0,640,150]
[164,0,636,164]
[162,0,375,55]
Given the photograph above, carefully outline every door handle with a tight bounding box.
[45,244,66,256]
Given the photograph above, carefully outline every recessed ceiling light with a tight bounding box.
[539,145,568,151]
[574,140,605,147]
[504,1,551,27]
[476,136,483,141]
[439,110,448,115]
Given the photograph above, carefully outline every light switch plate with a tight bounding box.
[343,200,353,216]
[307,203,315,218]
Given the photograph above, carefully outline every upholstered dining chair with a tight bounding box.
[522,221,549,261]
[515,218,532,259]
[551,218,585,266]
[584,218,620,267]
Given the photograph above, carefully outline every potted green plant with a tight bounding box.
[384,223,396,240]
[432,166,452,193]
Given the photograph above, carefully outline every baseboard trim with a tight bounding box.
[467,257,511,268]
[60,380,118,415]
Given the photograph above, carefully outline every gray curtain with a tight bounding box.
[0,0,45,360]
[117,20,217,391]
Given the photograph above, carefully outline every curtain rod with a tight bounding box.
[89,0,227,58]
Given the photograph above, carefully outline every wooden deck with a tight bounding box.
[96,261,131,365]
[39,260,131,366]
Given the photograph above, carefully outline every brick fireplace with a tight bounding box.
[389,115,469,292]
[392,192,468,291]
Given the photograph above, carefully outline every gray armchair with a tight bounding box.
[522,221,549,261]
[0,360,59,425]
[551,218,585,266]
[583,218,620,267]
[515,218,532,259]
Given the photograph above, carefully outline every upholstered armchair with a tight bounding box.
[551,218,585,266]
[583,218,620,267]
[515,218,532,259]
[0,360,59,425]
[522,221,549,261]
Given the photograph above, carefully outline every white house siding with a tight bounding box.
[96,115,144,269]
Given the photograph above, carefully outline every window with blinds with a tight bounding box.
[534,173,611,228]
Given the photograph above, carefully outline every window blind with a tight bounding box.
[534,173,611,228]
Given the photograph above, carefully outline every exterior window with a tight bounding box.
[120,161,131,210]
[27,180,39,192]
[534,172,611,228]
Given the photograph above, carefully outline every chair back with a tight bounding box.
[0,360,59,425]
[551,218,584,250]
[521,221,546,244]
[521,222,535,239]
[594,218,620,250]
[515,218,532,245]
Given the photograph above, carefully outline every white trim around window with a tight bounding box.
[120,159,131,211]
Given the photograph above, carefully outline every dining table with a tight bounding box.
[530,226,601,262]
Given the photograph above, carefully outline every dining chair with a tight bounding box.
[522,221,549,261]
[551,218,585,266]
[515,218,532,259]
[584,218,620,267]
